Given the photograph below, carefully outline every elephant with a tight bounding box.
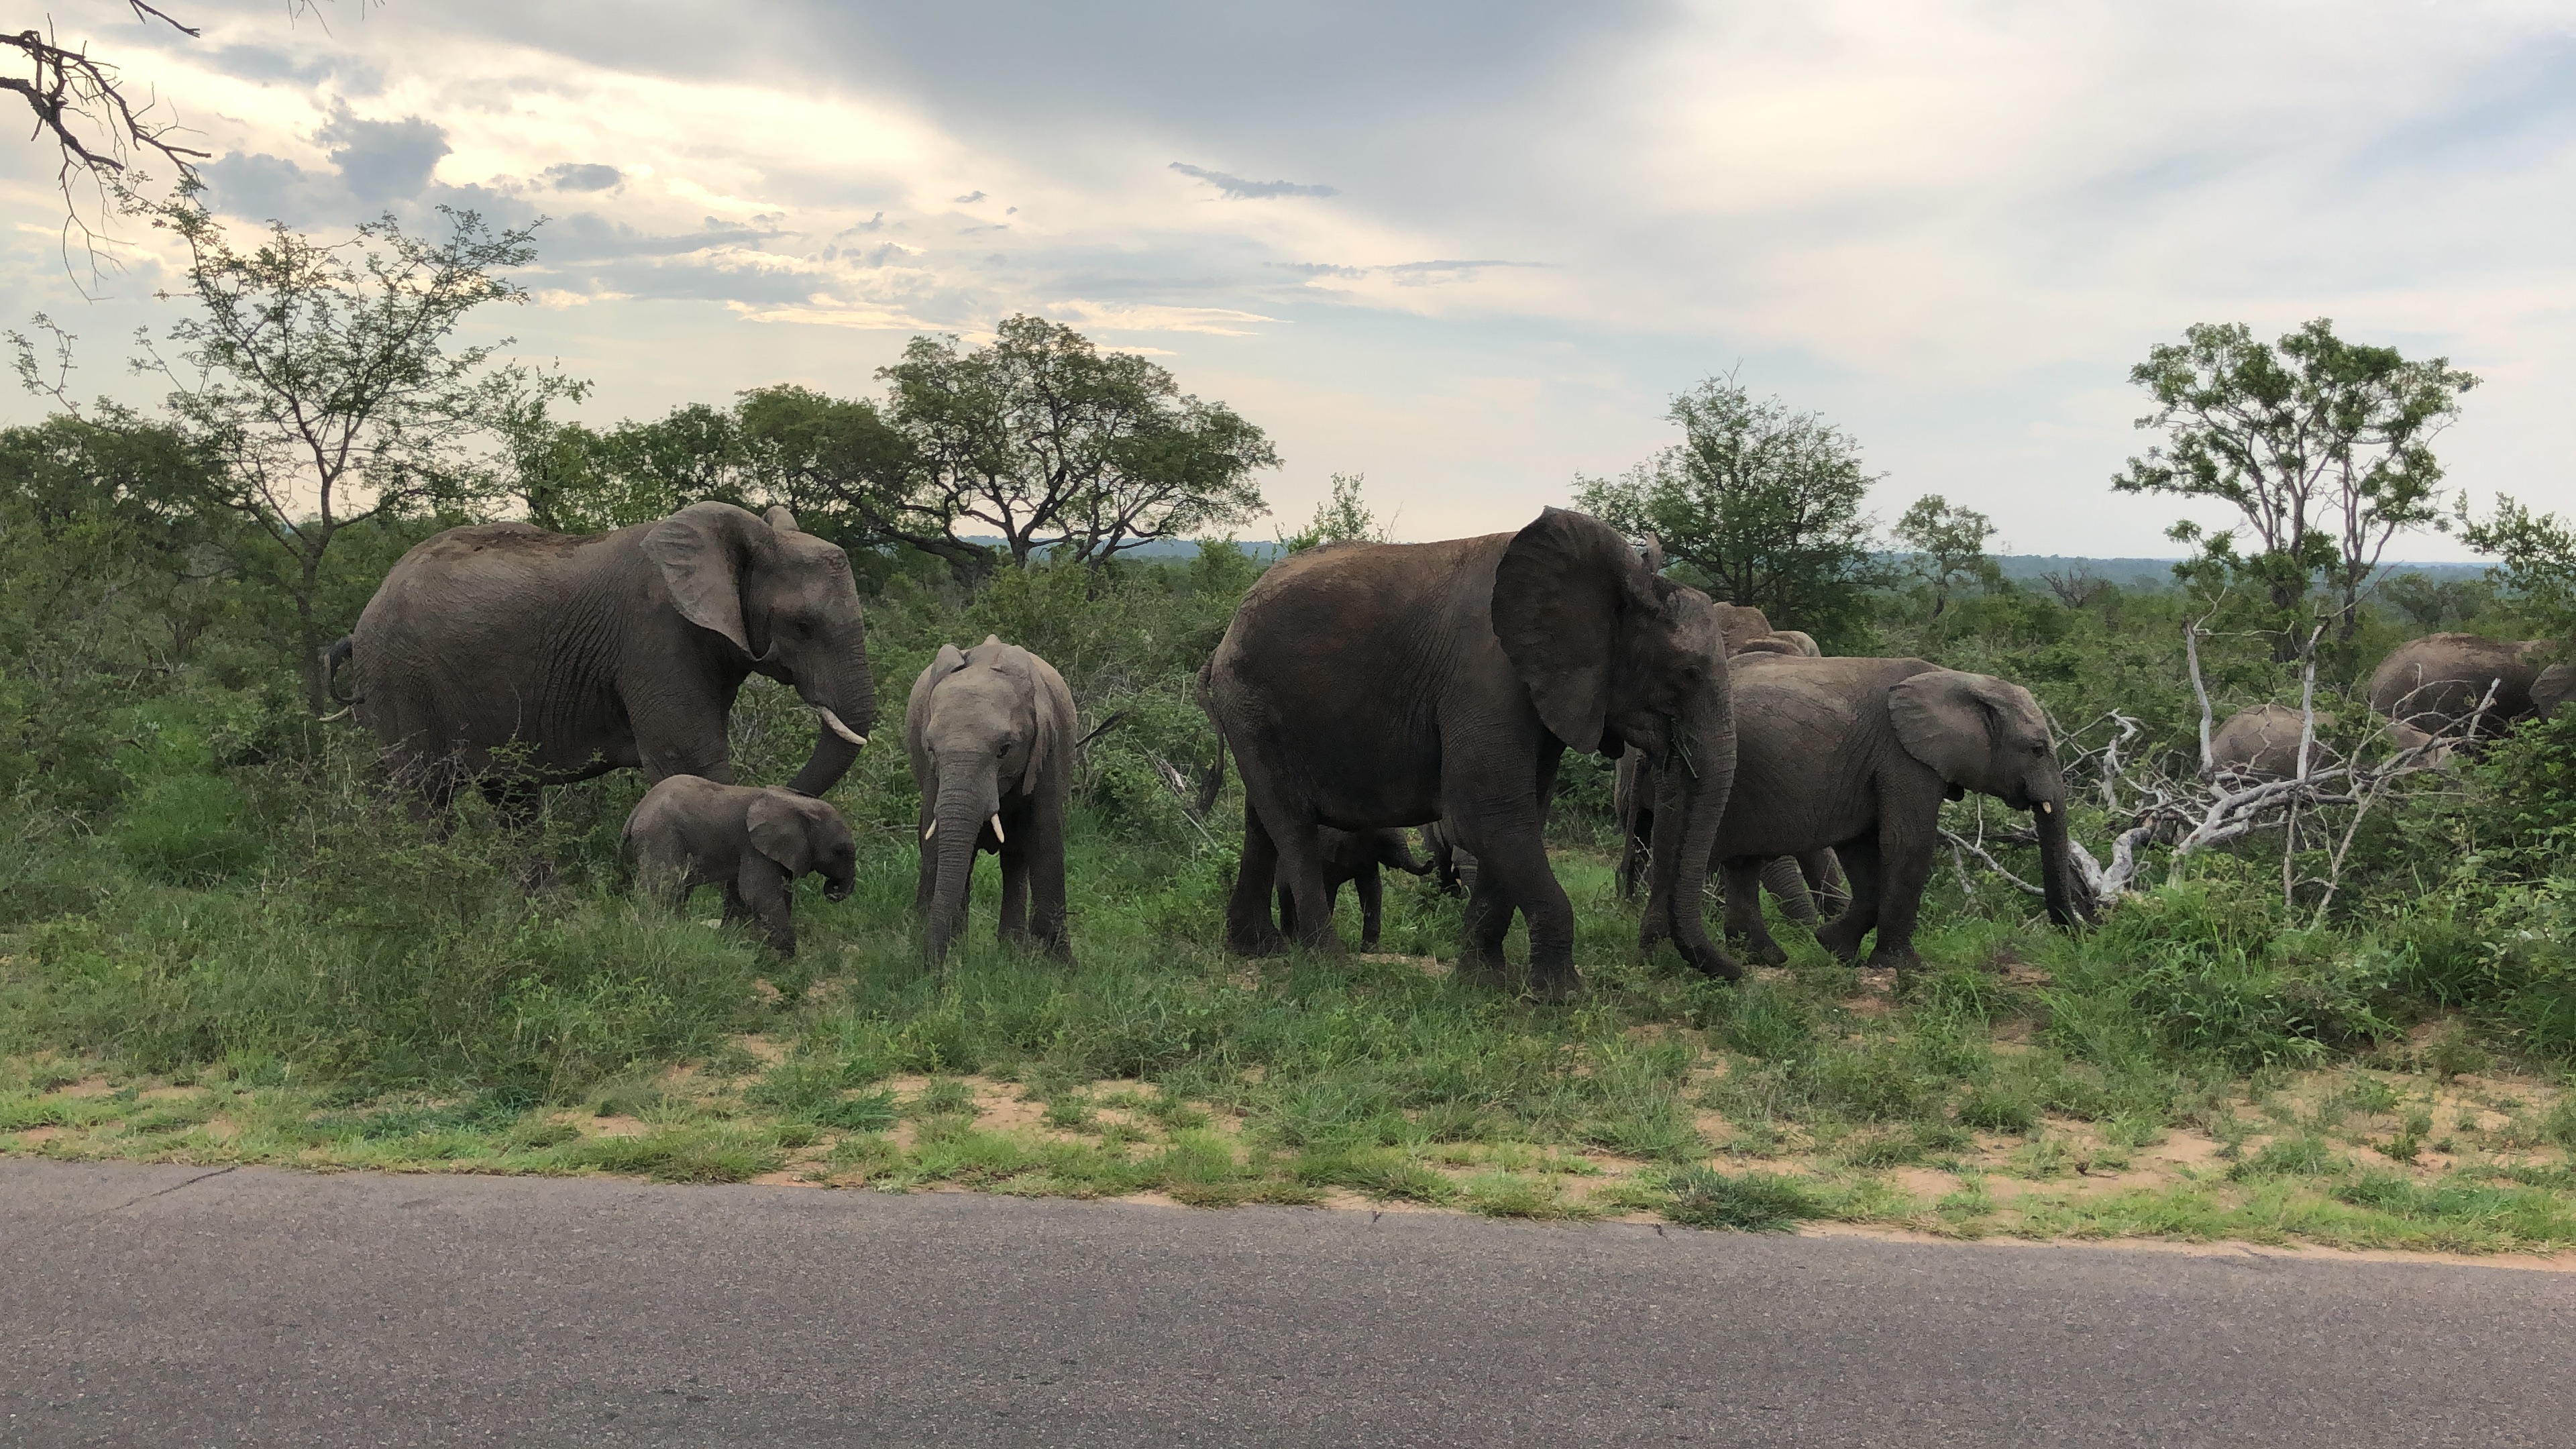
[1421,820,1474,898]
[2208,703,2330,781]
[1613,621,1823,901]
[342,502,875,802]
[2365,633,2553,740]
[2534,661,2576,720]
[1203,508,1747,997]
[1275,827,1433,951]
[907,635,1078,965]
[623,775,856,957]
[1712,653,2088,972]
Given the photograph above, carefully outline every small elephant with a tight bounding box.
[1421,820,1475,898]
[1275,827,1432,951]
[623,775,857,957]
[908,635,1079,965]
[1711,653,2089,973]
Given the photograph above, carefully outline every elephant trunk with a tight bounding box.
[787,658,877,798]
[1758,855,1821,926]
[1642,689,1743,981]
[2033,792,2090,928]
[922,765,998,963]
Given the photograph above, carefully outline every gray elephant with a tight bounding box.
[1205,508,1746,996]
[2534,661,2575,720]
[341,503,875,802]
[1275,827,1432,951]
[623,775,856,957]
[1713,653,2088,972]
[2365,633,2552,740]
[1613,623,1822,902]
[907,636,1078,965]
[1421,820,1474,897]
[2208,703,2329,780]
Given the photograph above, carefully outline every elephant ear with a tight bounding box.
[1733,637,1800,657]
[1889,670,2036,796]
[764,504,801,534]
[643,503,772,657]
[1493,508,1651,753]
[990,642,1066,796]
[1637,533,1666,575]
[747,792,817,875]
[1714,604,1774,656]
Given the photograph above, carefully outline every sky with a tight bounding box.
[3,0,2572,557]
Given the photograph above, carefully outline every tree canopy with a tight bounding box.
[1574,376,1881,643]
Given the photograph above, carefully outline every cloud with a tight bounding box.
[1168,162,1337,200]
[317,107,451,204]
[1272,258,1552,287]
[1047,299,1279,335]
[542,162,623,193]
[953,189,987,203]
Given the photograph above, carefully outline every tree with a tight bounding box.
[2459,495,2576,641]
[2114,319,2476,660]
[127,196,571,711]
[4,7,212,266]
[877,315,1277,569]
[1280,472,1385,551]
[1575,375,1881,640]
[1893,494,2000,619]
[732,383,989,578]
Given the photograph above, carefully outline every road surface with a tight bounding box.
[3,1160,2567,1446]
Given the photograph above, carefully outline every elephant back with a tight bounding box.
[2366,633,2542,732]
[2210,703,2318,780]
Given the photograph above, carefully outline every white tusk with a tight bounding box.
[922,820,935,840]
[2037,800,2053,814]
[989,814,1006,845]
[318,707,351,722]
[818,708,867,748]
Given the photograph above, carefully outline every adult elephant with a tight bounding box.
[906,636,1077,965]
[2365,633,2551,739]
[2532,661,2575,720]
[1717,653,2088,972]
[2209,703,2326,780]
[1203,508,1744,996]
[1615,621,1822,901]
[344,503,875,800]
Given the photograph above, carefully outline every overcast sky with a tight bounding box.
[5,0,2571,557]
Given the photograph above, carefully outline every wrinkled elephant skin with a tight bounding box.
[623,775,857,957]
[907,635,1079,966]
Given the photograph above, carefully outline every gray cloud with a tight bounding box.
[543,162,623,193]
[317,109,451,204]
[1169,162,1337,200]
[953,190,987,203]
[1270,258,1550,284]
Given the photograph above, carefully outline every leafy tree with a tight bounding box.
[1893,494,2002,619]
[2114,319,2476,659]
[1280,472,1385,551]
[2377,570,2496,632]
[1576,375,1881,641]
[2459,495,2576,642]
[731,383,983,576]
[877,315,1277,569]
[111,196,574,711]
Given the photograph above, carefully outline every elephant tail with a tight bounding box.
[1193,731,1227,817]
[322,636,358,706]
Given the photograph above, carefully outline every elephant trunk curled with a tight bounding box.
[1642,688,1741,981]
[922,764,997,963]
[787,656,877,798]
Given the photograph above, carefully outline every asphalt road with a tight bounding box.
[3,1161,2568,1448]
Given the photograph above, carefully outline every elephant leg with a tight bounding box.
[1465,819,1576,998]
[1275,881,1299,940]
[1226,808,1287,956]
[1815,837,1882,964]
[1238,771,1339,957]
[1029,802,1073,962]
[1616,808,1650,902]
[1356,867,1384,952]
[1760,855,1821,926]
[1460,865,1515,987]
[736,859,797,957]
[1803,849,1851,921]
[996,837,1031,947]
[1725,859,1787,966]
[1862,808,1937,977]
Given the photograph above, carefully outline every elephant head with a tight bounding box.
[645,503,878,796]
[748,790,859,901]
[908,637,1061,963]
[1493,507,1741,979]
[1888,669,2088,928]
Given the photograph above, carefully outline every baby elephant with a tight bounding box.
[624,775,857,957]
[1275,826,1432,951]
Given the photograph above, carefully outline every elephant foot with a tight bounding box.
[1814,926,1866,963]
[1455,953,1511,991]
[1862,948,1921,975]
[1225,926,1288,958]
[1745,938,1788,968]
[1522,965,1585,1004]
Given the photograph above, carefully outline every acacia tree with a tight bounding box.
[133,195,569,711]
[1893,494,2001,619]
[2114,319,2476,660]
[878,315,1277,569]
[1575,375,1881,640]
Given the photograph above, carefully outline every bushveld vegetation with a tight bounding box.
[5,212,2575,1252]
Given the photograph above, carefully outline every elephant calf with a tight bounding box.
[623,775,857,957]
[1276,827,1432,951]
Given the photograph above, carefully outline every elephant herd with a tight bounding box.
[2209,632,2576,782]
[340,498,2538,993]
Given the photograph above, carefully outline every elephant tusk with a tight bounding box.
[989,814,1006,845]
[922,820,935,840]
[317,707,351,722]
[818,708,867,749]
[2037,800,2053,814]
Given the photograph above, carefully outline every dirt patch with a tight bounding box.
[14,1126,62,1146]
[1359,953,1449,977]
[728,1034,789,1067]
[1890,1167,1960,1201]
[747,1170,819,1188]
[583,1115,652,1138]
[137,1086,198,1103]
[54,1077,111,1098]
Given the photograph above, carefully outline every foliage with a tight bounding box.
[1892,494,2002,619]
[2114,319,2476,660]
[1281,472,1387,552]
[1576,374,1882,644]
[2457,494,2576,644]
